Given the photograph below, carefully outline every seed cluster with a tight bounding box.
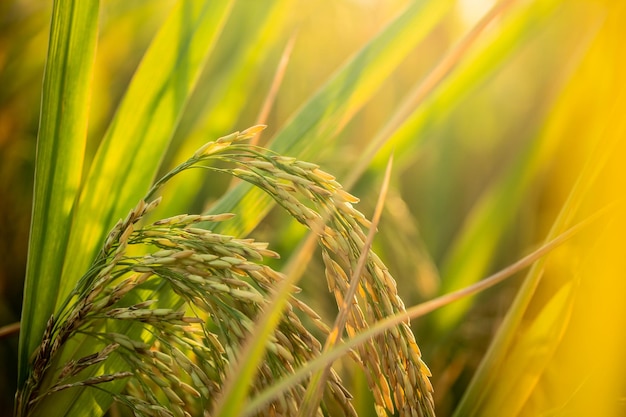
[17,126,434,417]
[220,134,435,417]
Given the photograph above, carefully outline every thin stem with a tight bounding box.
[251,32,297,147]
[0,321,20,339]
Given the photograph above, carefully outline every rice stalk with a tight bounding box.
[15,126,433,417]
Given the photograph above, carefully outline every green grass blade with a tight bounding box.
[146,0,289,220]
[344,0,517,190]
[209,0,456,236]
[18,0,99,387]
[56,1,234,309]
[370,0,567,172]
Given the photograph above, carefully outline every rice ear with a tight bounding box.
[17,129,432,417]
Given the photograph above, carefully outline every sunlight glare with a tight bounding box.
[457,0,496,26]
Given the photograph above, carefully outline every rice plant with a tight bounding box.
[15,125,436,417]
[2,0,625,416]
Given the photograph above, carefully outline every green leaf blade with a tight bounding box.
[18,0,99,388]
[56,0,234,311]
[147,0,289,220]
[210,0,456,236]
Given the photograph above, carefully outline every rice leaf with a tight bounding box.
[57,0,234,310]
[147,0,290,220]
[18,0,99,389]
[208,0,456,237]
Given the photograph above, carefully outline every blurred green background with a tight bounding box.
[2,0,624,415]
